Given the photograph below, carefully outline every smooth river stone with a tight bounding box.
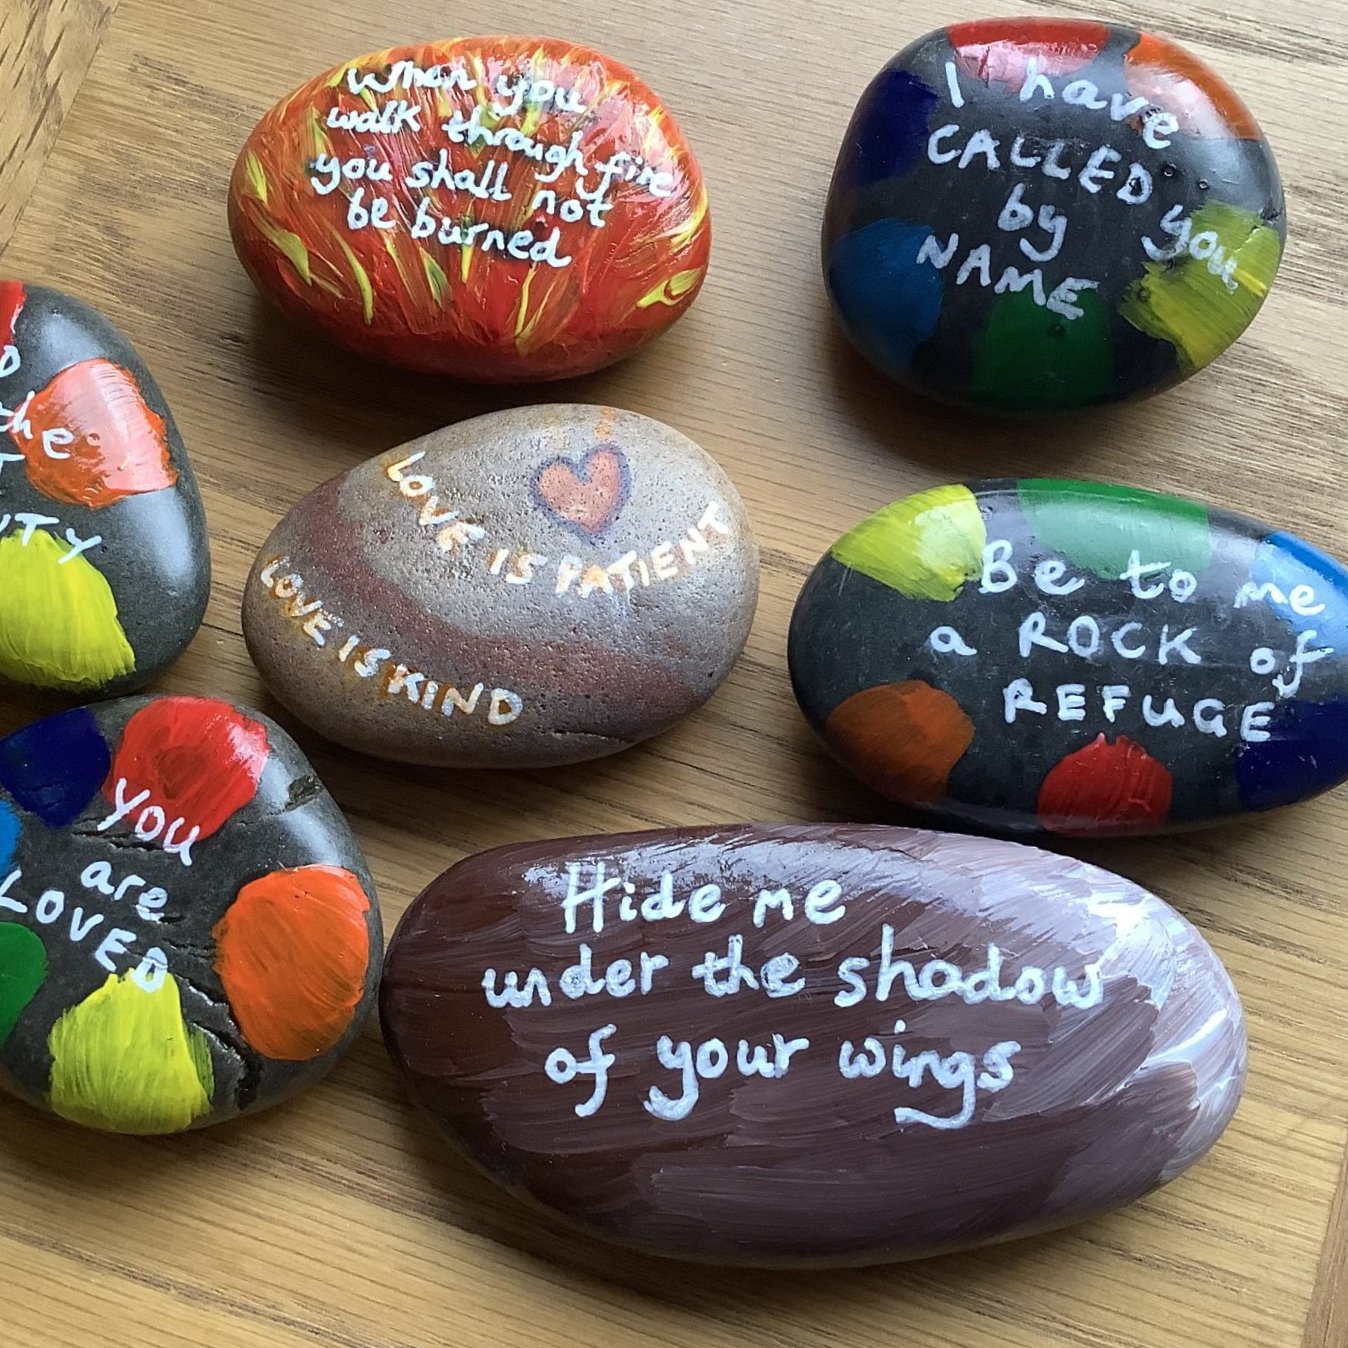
[229,36,711,382]
[0,694,381,1133]
[0,281,210,694]
[242,405,758,767]
[380,823,1245,1265]
[789,479,1348,834]
[823,18,1285,413]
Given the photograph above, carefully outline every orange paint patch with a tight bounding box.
[214,865,372,1061]
[824,681,974,805]
[1124,32,1262,140]
[16,358,177,508]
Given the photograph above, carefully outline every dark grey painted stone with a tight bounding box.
[0,694,381,1133]
[0,281,209,696]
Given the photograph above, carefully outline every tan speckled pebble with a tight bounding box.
[241,405,759,767]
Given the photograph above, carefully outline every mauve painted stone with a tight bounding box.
[242,405,758,767]
[823,19,1284,413]
[380,823,1245,1265]
[0,281,209,695]
[229,36,710,382]
[0,695,381,1133]
[789,479,1348,835]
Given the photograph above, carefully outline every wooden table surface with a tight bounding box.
[1,0,1345,1343]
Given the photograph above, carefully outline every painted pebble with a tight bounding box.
[0,695,381,1133]
[242,405,758,768]
[789,479,1348,834]
[380,823,1245,1265]
[0,282,210,695]
[823,18,1285,412]
[229,36,711,382]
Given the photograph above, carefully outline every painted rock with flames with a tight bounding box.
[241,405,758,767]
[380,823,1246,1265]
[823,19,1284,412]
[0,282,209,695]
[229,36,711,382]
[0,695,381,1132]
[789,479,1348,834]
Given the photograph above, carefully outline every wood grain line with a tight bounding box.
[0,1217,392,1348]
[0,0,119,253]
[1303,1136,1348,1346]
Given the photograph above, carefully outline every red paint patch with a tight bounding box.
[0,281,24,348]
[15,358,178,509]
[533,444,630,536]
[1038,735,1173,835]
[214,865,372,1061]
[1125,32,1262,140]
[949,18,1110,86]
[106,697,270,843]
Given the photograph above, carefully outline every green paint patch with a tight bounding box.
[0,924,46,1049]
[1120,201,1283,372]
[831,484,987,601]
[971,286,1112,412]
[1018,479,1213,579]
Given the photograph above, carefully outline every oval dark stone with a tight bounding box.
[822,19,1285,413]
[0,281,210,695]
[789,479,1348,834]
[380,823,1245,1265]
[0,695,381,1132]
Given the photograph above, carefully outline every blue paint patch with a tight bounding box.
[1246,531,1348,652]
[827,220,944,375]
[833,69,939,192]
[0,707,110,828]
[1237,697,1348,812]
[0,801,17,871]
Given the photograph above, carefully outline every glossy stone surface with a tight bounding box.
[380,823,1245,1265]
[229,37,711,382]
[823,19,1285,413]
[242,405,758,768]
[0,281,210,694]
[789,479,1348,834]
[0,695,381,1133]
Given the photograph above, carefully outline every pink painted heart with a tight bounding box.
[533,444,631,538]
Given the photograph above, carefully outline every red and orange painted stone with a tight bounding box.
[381,824,1246,1265]
[229,37,711,381]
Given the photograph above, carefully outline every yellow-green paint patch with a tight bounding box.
[421,250,450,304]
[48,973,214,1134]
[243,150,268,204]
[0,531,136,691]
[637,268,704,309]
[831,484,987,601]
[1120,201,1282,371]
[252,213,313,286]
[333,233,375,322]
